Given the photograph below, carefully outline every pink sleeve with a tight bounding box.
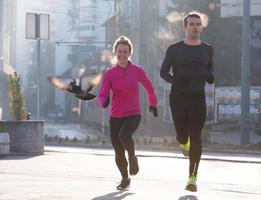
[139,67,157,107]
[98,71,110,108]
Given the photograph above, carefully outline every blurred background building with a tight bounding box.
[0,0,261,138]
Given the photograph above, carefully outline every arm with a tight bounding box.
[98,71,110,108]
[160,46,174,84]
[206,46,215,84]
[139,67,157,108]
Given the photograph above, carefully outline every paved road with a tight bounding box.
[0,146,261,200]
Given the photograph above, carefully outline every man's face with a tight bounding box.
[184,17,203,39]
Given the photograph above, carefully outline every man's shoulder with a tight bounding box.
[201,41,214,53]
[166,41,183,53]
[201,41,213,48]
[169,40,183,48]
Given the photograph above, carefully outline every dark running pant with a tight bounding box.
[110,115,141,178]
[169,89,206,177]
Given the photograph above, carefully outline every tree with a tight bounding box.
[8,72,27,120]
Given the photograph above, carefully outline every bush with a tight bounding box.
[8,72,27,120]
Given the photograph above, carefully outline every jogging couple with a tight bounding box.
[71,13,214,192]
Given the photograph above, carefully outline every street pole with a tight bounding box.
[36,15,41,119]
[26,13,49,119]
[37,38,41,119]
[240,0,250,145]
[114,0,119,36]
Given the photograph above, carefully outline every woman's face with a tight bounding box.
[115,44,131,66]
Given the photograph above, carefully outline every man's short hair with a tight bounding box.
[183,13,201,27]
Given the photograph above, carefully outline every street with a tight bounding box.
[0,146,261,200]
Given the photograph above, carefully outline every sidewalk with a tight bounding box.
[45,144,261,164]
[1,145,261,200]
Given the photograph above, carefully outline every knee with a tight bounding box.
[176,135,188,145]
[190,138,202,149]
[119,133,131,144]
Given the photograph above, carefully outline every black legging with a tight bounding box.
[110,115,141,178]
[169,89,206,177]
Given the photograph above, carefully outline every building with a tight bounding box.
[54,0,114,122]
[0,0,17,120]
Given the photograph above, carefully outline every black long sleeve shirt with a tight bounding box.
[160,41,214,92]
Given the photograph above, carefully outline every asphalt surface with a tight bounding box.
[0,145,261,200]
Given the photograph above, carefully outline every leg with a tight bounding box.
[119,115,141,176]
[119,115,141,157]
[169,90,189,145]
[110,117,128,179]
[185,99,205,192]
[188,92,206,177]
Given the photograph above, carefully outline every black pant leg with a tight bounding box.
[169,90,189,144]
[110,117,128,178]
[188,92,206,176]
[119,115,141,158]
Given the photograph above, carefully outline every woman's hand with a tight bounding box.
[149,106,158,117]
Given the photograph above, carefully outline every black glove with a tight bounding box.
[206,73,215,84]
[149,106,158,117]
[103,98,110,108]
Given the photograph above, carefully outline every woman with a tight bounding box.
[98,35,158,190]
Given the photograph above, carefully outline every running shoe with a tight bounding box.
[129,156,139,175]
[117,178,130,190]
[185,174,197,192]
[180,137,190,157]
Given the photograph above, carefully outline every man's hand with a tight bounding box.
[206,73,214,84]
[149,106,158,117]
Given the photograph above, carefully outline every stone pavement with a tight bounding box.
[0,145,261,200]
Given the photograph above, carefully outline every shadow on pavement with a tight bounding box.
[91,191,134,200]
[178,195,199,200]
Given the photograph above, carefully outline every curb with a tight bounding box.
[44,143,261,164]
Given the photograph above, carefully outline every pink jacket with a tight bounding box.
[98,63,157,118]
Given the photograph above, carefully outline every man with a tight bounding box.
[160,13,214,192]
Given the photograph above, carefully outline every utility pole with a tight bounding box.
[36,16,41,119]
[114,0,119,36]
[240,0,251,145]
[139,0,159,137]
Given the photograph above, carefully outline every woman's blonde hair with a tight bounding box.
[112,35,133,55]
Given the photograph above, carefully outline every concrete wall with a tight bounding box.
[0,132,10,154]
[0,120,44,155]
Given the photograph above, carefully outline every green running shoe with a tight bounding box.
[180,137,190,157]
[185,174,197,192]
